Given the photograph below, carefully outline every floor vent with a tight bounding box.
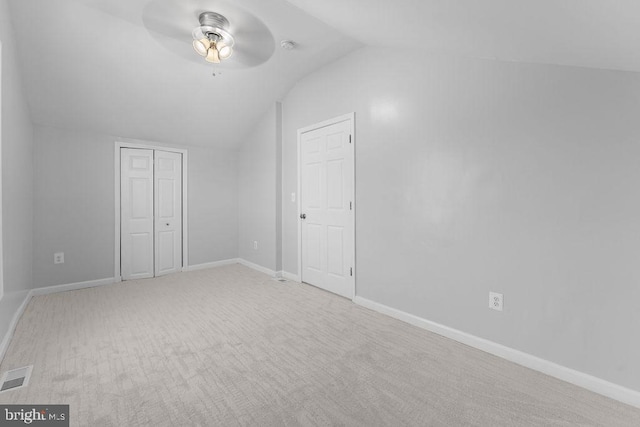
[0,365,33,393]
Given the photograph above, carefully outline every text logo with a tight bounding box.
[0,405,68,426]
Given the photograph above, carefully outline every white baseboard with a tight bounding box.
[188,260,283,279]
[281,271,300,282]
[0,292,31,364]
[31,277,116,296]
[185,259,239,272]
[353,296,640,409]
[238,259,276,277]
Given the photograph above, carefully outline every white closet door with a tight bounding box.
[121,148,154,280]
[154,150,182,276]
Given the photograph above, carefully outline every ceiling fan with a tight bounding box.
[141,0,276,69]
[191,11,235,64]
[76,0,282,69]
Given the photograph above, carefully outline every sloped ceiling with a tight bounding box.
[9,0,640,149]
[7,0,362,148]
[286,0,640,72]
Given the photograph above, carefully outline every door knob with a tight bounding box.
[300,213,306,219]
[166,223,170,226]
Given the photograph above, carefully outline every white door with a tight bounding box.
[121,148,182,280]
[121,148,154,280]
[154,151,182,276]
[300,117,354,298]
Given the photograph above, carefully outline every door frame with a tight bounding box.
[297,112,356,300]
[114,141,189,281]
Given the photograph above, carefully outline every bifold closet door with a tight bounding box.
[154,150,182,277]
[121,148,155,280]
[121,148,183,280]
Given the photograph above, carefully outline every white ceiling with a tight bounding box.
[9,0,640,149]
[7,0,361,148]
[286,0,640,72]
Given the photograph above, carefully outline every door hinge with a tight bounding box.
[349,134,352,144]
[350,267,353,276]
[350,201,352,210]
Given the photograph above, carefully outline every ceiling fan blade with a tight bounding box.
[144,15,194,41]
[73,0,148,26]
[142,0,275,69]
[231,31,275,68]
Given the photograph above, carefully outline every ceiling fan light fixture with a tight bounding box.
[193,39,208,56]
[192,12,235,64]
[205,44,220,63]
[218,43,233,59]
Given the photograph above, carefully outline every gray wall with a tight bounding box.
[33,126,114,286]
[281,47,640,392]
[33,125,238,287]
[0,0,34,346]
[187,143,238,266]
[237,103,280,271]
[1,0,34,296]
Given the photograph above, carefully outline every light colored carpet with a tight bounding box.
[0,264,639,426]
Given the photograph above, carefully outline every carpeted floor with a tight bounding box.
[0,264,639,426]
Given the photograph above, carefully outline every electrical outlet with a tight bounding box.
[54,252,64,264]
[253,241,258,250]
[489,292,503,311]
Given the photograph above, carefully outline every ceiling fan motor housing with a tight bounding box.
[194,11,234,46]
[199,12,229,31]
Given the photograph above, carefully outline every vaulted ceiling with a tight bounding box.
[8,0,640,149]
[7,0,362,148]
[287,0,640,72]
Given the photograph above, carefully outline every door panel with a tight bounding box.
[121,148,183,280]
[131,179,151,218]
[306,223,323,273]
[305,162,322,209]
[157,230,176,273]
[158,178,175,218]
[300,118,354,298]
[327,226,344,276]
[121,148,154,280]
[327,131,344,151]
[131,233,152,274]
[327,159,344,210]
[154,150,182,277]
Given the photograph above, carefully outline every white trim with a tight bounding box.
[297,113,356,135]
[297,112,356,299]
[184,259,239,272]
[281,271,300,283]
[114,141,189,281]
[31,278,115,296]
[296,125,301,282]
[237,259,276,277]
[0,292,31,364]
[354,296,640,409]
